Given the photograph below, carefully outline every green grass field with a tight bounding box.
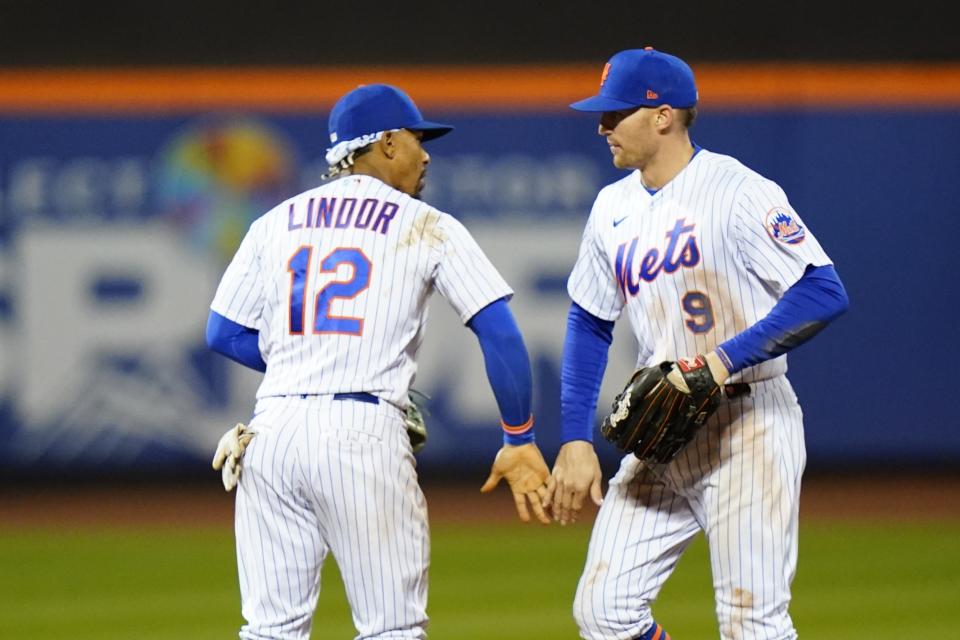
[1,519,958,639]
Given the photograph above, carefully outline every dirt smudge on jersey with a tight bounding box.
[398,210,445,249]
[721,587,755,639]
[583,560,608,588]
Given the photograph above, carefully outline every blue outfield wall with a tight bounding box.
[0,107,957,476]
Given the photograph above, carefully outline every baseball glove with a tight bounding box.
[404,389,429,454]
[600,356,724,465]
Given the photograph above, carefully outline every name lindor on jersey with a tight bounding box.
[614,217,700,296]
[286,196,399,235]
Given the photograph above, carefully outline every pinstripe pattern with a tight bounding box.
[574,379,804,640]
[567,150,830,639]
[211,174,512,407]
[237,396,428,639]
[212,174,512,637]
[568,150,831,382]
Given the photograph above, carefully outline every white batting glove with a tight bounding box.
[211,422,256,492]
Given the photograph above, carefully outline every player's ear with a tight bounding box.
[379,131,398,159]
[654,107,672,130]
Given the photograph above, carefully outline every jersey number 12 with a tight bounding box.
[287,246,372,336]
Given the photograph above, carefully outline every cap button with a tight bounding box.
[644,46,654,50]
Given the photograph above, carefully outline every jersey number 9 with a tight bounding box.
[682,291,715,334]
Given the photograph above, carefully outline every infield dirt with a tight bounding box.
[1,472,957,529]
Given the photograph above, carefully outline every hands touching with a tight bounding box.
[481,439,605,526]
[543,440,603,525]
[480,443,552,524]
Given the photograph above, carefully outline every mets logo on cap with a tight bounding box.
[765,207,806,244]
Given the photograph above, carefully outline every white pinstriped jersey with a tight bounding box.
[211,174,512,406]
[568,149,832,383]
[570,148,827,640]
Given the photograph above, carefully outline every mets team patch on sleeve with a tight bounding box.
[765,207,806,245]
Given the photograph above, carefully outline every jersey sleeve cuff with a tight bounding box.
[209,302,260,331]
[459,287,515,325]
[566,292,621,323]
[715,347,735,373]
[502,415,535,445]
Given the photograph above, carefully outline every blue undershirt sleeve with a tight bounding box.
[205,310,267,373]
[560,302,615,444]
[466,298,534,445]
[718,264,849,374]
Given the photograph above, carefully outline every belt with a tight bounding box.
[291,392,379,404]
[331,392,379,405]
[723,383,751,399]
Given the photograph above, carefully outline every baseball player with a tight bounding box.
[543,48,849,639]
[205,83,550,640]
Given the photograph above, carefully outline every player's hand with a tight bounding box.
[212,423,256,492]
[666,350,730,392]
[480,443,551,525]
[543,440,603,526]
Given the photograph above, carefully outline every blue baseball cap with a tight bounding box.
[570,47,698,112]
[328,84,453,145]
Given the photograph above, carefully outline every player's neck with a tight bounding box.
[351,151,405,190]
[639,139,695,191]
[350,163,389,186]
